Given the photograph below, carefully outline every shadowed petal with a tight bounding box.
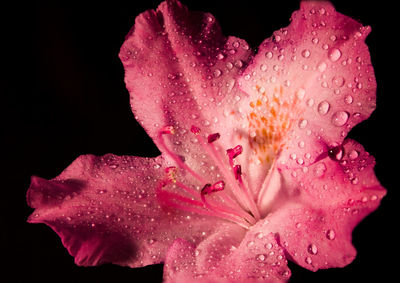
[27,154,221,267]
[164,223,291,282]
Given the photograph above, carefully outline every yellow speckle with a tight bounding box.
[247,84,299,166]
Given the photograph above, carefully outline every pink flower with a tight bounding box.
[27,0,386,282]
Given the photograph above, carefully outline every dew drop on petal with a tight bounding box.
[318,62,327,72]
[329,48,342,62]
[296,88,306,100]
[214,69,222,78]
[349,150,359,160]
[308,244,318,255]
[331,111,349,127]
[332,76,345,87]
[326,229,336,240]
[314,162,327,177]
[302,49,311,58]
[256,254,267,262]
[344,95,353,104]
[298,119,308,129]
[216,53,224,60]
[317,101,330,115]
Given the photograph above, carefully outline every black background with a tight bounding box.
[3,0,396,282]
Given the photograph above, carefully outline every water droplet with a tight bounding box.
[226,62,233,69]
[317,101,330,115]
[344,95,353,104]
[265,243,273,249]
[298,119,308,129]
[296,88,306,100]
[314,162,327,177]
[329,48,342,62]
[214,69,222,78]
[247,241,255,248]
[234,60,243,68]
[216,53,224,60]
[306,98,314,107]
[318,62,327,72]
[326,229,336,240]
[232,41,240,48]
[331,111,349,127]
[308,244,318,255]
[349,150,359,160]
[351,177,359,185]
[332,76,345,87]
[265,51,273,59]
[302,49,311,58]
[256,254,267,262]
[328,145,344,161]
[305,257,312,264]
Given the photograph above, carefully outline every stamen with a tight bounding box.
[191,125,201,135]
[157,126,207,184]
[160,125,175,135]
[158,183,250,229]
[201,181,225,195]
[200,182,252,229]
[227,145,243,160]
[227,146,261,220]
[165,166,177,183]
[193,130,250,212]
[234,165,242,180]
[207,133,221,143]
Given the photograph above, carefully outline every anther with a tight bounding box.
[201,181,225,195]
[234,165,242,180]
[201,184,212,195]
[165,166,177,183]
[207,133,220,143]
[227,145,243,160]
[191,125,201,135]
[161,125,175,135]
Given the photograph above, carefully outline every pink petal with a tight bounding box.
[265,139,386,271]
[164,223,291,282]
[119,0,253,177]
[238,1,376,173]
[27,154,221,267]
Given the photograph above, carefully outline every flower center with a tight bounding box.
[156,125,261,229]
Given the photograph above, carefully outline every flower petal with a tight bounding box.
[119,0,253,180]
[239,0,376,173]
[164,223,291,282]
[27,154,221,267]
[264,139,386,271]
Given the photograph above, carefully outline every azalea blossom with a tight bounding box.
[27,0,386,282]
